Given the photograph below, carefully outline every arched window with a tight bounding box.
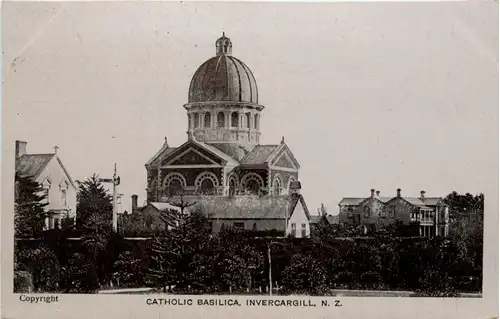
[199,179,215,195]
[231,112,239,127]
[273,179,281,195]
[254,114,259,129]
[246,179,261,195]
[194,113,200,128]
[204,112,211,128]
[246,113,251,128]
[229,179,236,196]
[188,114,193,129]
[217,112,225,128]
[195,172,219,195]
[168,179,183,196]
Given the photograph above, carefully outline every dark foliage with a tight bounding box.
[14,171,48,238]
[76,174,113,228]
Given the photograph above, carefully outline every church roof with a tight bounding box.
[16,154,55,178]
[206,143,250,162]
[145,143,177,166]
[240,145,280,165]
[194,140,240,166]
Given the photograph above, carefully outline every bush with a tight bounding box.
[14,270,33,293]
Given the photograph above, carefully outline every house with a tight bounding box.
[338,189,449,237]
[15,140,77,229]
[188,193,311,238]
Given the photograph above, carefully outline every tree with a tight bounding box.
[149,208,212,293]
[444,192,484,235]
[15,245,60,292]
[76,174,113,228]
[113,251,144,287]
[14,171,48,238]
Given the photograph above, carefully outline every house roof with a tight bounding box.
[149,202,182,212]
[338,197,393,206]
[240,145,280,165]
[327,214,339,224]
[182,195,308,220]
[310,215,322,224]
[289,194,311,219]
[16,154,55,179]
[421,197,445,206]
[310,214,339,225]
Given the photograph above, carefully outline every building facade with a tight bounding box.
[15,140,77,230]
[140,34,310,237]
[338,189,449,237]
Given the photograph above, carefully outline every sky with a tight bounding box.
[3,1,498,215]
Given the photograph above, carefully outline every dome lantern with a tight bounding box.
[216,32,232,56]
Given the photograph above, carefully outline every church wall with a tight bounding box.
[159,167,223,187]
[269,169,298,194]
[234,168,269,188]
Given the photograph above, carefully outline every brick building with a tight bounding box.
[138,34,311,237]
[338,189,449,237]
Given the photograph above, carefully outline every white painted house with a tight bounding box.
[15,140,77,229]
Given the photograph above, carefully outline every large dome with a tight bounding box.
[188,34,258,104]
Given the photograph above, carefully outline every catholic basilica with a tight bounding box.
[145,34,302,202]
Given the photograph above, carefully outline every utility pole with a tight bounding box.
[99,163,120,232]
[268,243,272,296]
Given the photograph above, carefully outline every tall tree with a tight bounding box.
[444,192,484,235]
[76,174,113,228]
[149,208,212,293]
[14,171,48,238]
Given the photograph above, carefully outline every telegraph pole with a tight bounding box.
[99,163,120,232]
[112,163,118,231]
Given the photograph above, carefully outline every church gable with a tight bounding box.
[270,146,299,170]
[168,149,215,165]
[161,141,224,166]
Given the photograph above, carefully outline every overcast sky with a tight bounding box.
[3,1,498,214]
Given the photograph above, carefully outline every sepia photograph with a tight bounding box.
[2,1,498,318]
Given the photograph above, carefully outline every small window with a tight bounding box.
[246,113,251,128]
[217,112,225,128]
[231,112,239,127]
[194,113,200,128]
[291,223,296,237]
[204,112,211,128]
[234,222,244,230]
[60,189,67,206]
[254,114,259,129]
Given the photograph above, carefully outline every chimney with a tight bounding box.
[376,190,380,197]
[131,194,138,212]
[370,189,375,197]
[420,190,426,199]
[15,140,27,158]
[397,188,401,197]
